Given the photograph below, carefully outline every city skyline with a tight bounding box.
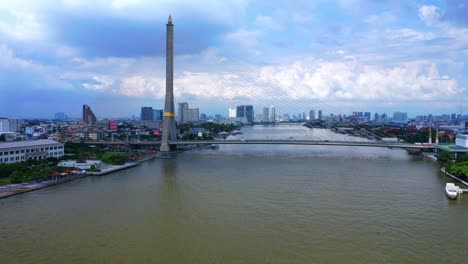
[0,0,467,118]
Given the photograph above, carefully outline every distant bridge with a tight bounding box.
[85,140,435,149]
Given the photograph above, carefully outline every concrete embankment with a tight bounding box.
[0,154,159,199]
[0,173,86,199]
[441,168,468,187]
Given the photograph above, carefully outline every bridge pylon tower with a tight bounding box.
[160,15,177,153]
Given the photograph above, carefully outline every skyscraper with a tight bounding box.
[141,107,154,121]
[82,105,97,125]
[309,110,315,121]
[392,112,408,123]
[318,110,323,120]
[177,102,189,123]
[269,106,276,122]
[153,109,163,121]
[236,105,254,123]
[263,107,270,122]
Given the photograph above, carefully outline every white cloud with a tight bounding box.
[224,29,262,56]
[364,11,396,26]
[0,10,48,41]
[292,13,312,24]
[255,15,282,30]
[418,5,441,26]
[387,28,436,42]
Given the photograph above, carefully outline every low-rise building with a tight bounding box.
[0,139,64,164]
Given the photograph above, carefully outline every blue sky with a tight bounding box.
[0,0,467,118]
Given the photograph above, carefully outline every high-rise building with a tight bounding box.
[374,113,379,122]
[309,110,315,121]
[392,112,408,123]
[141,107,154,121]
[200,113,207,120]
[177,102,199,124]
[228,108,236,118]
[184,108,199,123]
[177,102,189,123]
[269,106,276,122]
[364,112,371,121]
[236,105,254,123]
[0,118,9,132]
[380,113,388,123]
[318,110,323,120]
[55,112,67,120]
[263,107,270,122]
[153,109,163,121]
[82,105,97,125]
[8,119,20,132]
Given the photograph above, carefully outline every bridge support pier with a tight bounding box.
[160,15,177,153]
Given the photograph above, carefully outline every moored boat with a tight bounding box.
[445,183,459,199]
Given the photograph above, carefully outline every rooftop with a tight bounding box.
[436,144,468,153]
[0,139,62,149]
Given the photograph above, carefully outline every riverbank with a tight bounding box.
[441,168,468,187]
[0,173,86,199]
[0,154,159,199]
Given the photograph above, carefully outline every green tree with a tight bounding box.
[438,152,455,166]
[0,134,6,141]
[10,171,25,183]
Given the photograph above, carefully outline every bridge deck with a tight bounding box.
[85,140,434,149]
[169,140,434,149]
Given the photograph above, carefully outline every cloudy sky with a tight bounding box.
[0,0,467,118]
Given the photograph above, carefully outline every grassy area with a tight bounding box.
[99,151,132,165]
[0,177,11,185]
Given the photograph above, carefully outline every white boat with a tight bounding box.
[445,183,459,199]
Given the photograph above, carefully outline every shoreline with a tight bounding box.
[0,154,159,200]
[423,153,468,187]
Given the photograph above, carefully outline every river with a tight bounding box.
[1,124,467,263]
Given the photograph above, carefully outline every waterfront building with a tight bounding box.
[228,108,236,118]
[0,139,64,164]
[318,110,323,120]
[309,110,315,121]
[270,106,276,122]
[236,105,254,123]
[263,107,270,122]
[82,105,97,125]
[141,107,154,121]
[58,159,102,170]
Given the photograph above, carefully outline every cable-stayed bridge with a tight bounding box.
[143,16,433,153]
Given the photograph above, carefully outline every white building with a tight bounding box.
[0,119,9,132]
[228,108,237,118]
[58,159,102,170]
[0,139,64,164]
[309,110,315,121]
[263,107,270,122]
[8,119,21,132]
[455,134,468,148]
[270,106,276,122]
